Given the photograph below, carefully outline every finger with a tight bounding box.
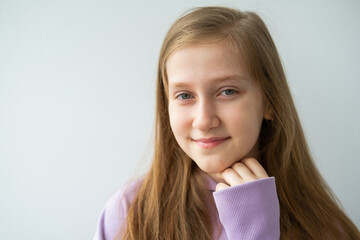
[231,162,256,179]
[221,168,243,186]
[215,182,230,191]
[241,158,269,178]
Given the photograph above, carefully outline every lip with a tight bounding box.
[193,137,230,148]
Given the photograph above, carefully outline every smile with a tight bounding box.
[193,137,230,148]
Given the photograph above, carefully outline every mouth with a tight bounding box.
[192,137,230,148]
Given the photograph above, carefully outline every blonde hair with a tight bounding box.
[120,6,360,239]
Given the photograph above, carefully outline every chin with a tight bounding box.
[196,160,229,174]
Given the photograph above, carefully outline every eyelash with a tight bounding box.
[175,89,238,100]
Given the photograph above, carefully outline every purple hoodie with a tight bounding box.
[93,176,280,240]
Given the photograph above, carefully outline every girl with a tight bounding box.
[94,6,360,240]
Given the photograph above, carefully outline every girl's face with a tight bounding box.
[167,41,268,176]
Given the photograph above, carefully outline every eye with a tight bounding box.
[176,93,193,100]
[220,89,237,96]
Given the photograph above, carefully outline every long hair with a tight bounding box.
[120,6,360,239]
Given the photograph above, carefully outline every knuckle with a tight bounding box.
[232,162,244,168]
[222,168,233,175]
[233,162,246,168]
[244,157,256,163]
[233,163,248,172]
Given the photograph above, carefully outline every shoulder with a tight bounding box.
[93,178,144,240]
[106,178,143,214]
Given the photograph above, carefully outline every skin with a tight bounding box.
[166,41,271,191]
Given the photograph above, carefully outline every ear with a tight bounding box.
[264,110,273,120]
[263,102,273,120]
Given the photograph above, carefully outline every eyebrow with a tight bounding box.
[169,74,249,89]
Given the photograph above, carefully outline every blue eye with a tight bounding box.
[177,93,192,100]
[221,89,237,96]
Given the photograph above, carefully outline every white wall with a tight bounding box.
[1,0,359,239]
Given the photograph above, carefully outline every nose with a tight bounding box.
[192,98,220,131]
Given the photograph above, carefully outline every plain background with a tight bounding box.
[1,0,359,239]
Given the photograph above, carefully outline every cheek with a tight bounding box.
[168,105,190,139]
[225,103,263,139]
[231,116,260,140]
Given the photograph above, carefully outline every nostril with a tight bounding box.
[192,114,220,131]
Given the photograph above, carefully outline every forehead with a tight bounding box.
[166,42,251,87]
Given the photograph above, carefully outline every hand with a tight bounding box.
[215,158,269,192]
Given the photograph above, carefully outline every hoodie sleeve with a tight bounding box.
[213,177,280,240]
